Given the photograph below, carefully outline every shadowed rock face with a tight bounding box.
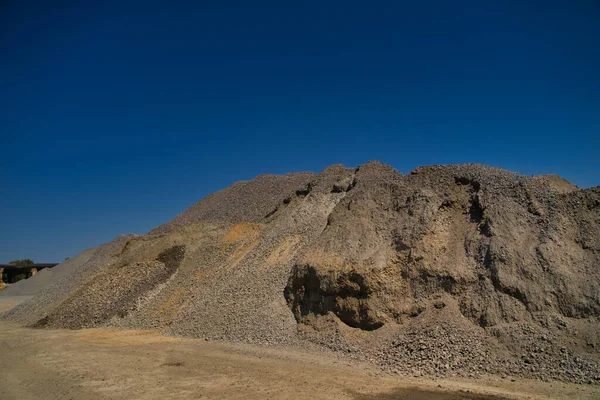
[5,161,600,384]
[285,264,384,330]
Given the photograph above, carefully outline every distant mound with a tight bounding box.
[0,247,98,297]
[4,162,599,385]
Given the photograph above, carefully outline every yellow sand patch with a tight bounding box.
[219,223,263,267]
[222,223,262,245]
[266,235,301,267]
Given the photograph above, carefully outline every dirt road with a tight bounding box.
[0,297,597,400]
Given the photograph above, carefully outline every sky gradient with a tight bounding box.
[1,1,599,262]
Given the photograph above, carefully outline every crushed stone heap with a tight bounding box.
[4,161,599,385]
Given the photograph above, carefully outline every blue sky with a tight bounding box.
[1,1,599,262]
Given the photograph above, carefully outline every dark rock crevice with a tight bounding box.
[295,182,313,197]
[284,265,383,331]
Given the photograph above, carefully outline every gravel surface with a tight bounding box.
[4,162,599,386]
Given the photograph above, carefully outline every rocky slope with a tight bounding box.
[149,172,315,235]
[4,161,599,385]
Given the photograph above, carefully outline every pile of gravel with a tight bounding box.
[4,161,599,385]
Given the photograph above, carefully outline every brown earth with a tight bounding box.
[3,161,599,387]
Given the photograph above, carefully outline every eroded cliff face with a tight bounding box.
[5,161,599,383]
[285,162,600,334]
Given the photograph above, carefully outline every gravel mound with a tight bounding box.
[4,162,599,385]
[0,247,98,296]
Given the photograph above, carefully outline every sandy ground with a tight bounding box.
[0,297,598,400]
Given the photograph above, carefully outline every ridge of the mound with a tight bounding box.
[149,171,315,235]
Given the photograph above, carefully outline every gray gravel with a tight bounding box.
[0,247,98,297]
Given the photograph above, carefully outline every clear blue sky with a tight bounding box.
[1,1,599,262]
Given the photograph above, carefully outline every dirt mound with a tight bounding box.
[4,162,599,385]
